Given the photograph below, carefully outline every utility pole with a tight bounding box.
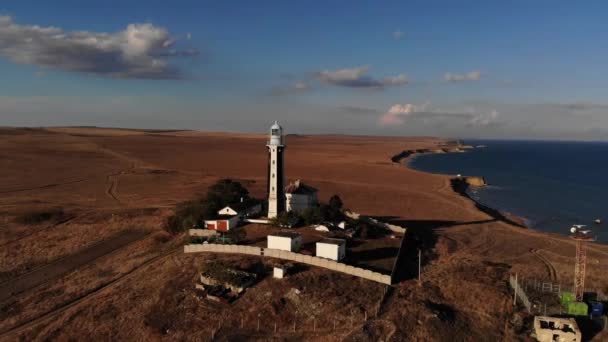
[418,249,422,284]
[570,225,595,302]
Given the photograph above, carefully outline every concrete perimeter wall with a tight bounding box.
[184,244,391,285]
[244,218,271,224]
[344,210,406,234]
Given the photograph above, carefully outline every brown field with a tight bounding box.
[1,126,607,341]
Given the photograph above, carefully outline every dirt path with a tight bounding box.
[0,230,150,303]
[0,179,87,195]
[530,248,558,281]
[0,248,180,338]
[105,171,122,203]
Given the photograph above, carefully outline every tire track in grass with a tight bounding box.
[0,248,180,339]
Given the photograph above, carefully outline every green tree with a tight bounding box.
[164,179,253,235]
[300,207,323,225]
[319,194,345,223]
[328,195,343,211]
[270,211,299,227]
[206,179,250,210]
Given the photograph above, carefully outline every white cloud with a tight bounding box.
[316,65,407,89]
[379,102,500,127]
[0,15,198,79]
[444,70,481,82]
[468,109,499,127]
[392,30,404,40]
[379,103,429,125]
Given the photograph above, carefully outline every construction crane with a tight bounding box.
[569,225,595,302]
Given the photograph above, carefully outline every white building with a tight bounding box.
[267,121,286,218]
[316,238,346,261]
[273,265,287,279]
[285,179,318,212]
[204,215,240,232]
[267,232,302,252]
[217,206,239,216]
[218,203,262,218]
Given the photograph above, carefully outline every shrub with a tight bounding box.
[206,179,250,212]
[270,211,299,228]
[355,220,388,239]
[300,207,323,225]
[329,195,343,212]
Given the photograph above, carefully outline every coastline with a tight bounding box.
[391,147,530,229]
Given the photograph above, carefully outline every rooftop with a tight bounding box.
[285,179,318,195]
[318,238,346,246]
[269,232,302,239]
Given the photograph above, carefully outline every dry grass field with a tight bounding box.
[1,126,607,341]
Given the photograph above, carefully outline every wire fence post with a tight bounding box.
[513,273,518,307]
[418,249,422,285]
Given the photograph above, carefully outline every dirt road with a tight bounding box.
[0,229,150,302]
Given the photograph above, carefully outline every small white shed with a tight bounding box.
[273,266,287,279]
[316,238,346,261]
[267,232,302,252]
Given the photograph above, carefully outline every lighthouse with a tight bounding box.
[267,121,286,218]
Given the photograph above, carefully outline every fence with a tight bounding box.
[509,274,532,312]
[201,301,389,340]
[509,275,608,316]
[521,278,608,301]
[184,244,392,285]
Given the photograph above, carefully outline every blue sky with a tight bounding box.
[1,1,607,139]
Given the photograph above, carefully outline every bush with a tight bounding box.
[270,211,299,228]
[163,179,253,235]
[329,195,343,212]
[225,227,247,243]
[206,179,250,212]
[300,207,323,225]
[15,209,64,225]
[164,200,208,235]
[355,220,388,239]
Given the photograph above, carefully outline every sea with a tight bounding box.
[409,140,608,243]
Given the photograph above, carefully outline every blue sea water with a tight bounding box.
[409,140,608,243]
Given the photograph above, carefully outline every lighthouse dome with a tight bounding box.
[268,121,284,145]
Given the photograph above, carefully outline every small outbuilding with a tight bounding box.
[204,215,240,232]
[217,206,239,216]
[217,201,262,218]
[267,232,302,252]
[533,316,581,342]
[273,265,287,279]
[316,238,346,261]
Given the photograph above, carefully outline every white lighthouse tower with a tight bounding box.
[267,121,286,218]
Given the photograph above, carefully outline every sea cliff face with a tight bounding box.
[462,176,486,187]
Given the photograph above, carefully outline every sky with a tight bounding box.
[1,0,607,140]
